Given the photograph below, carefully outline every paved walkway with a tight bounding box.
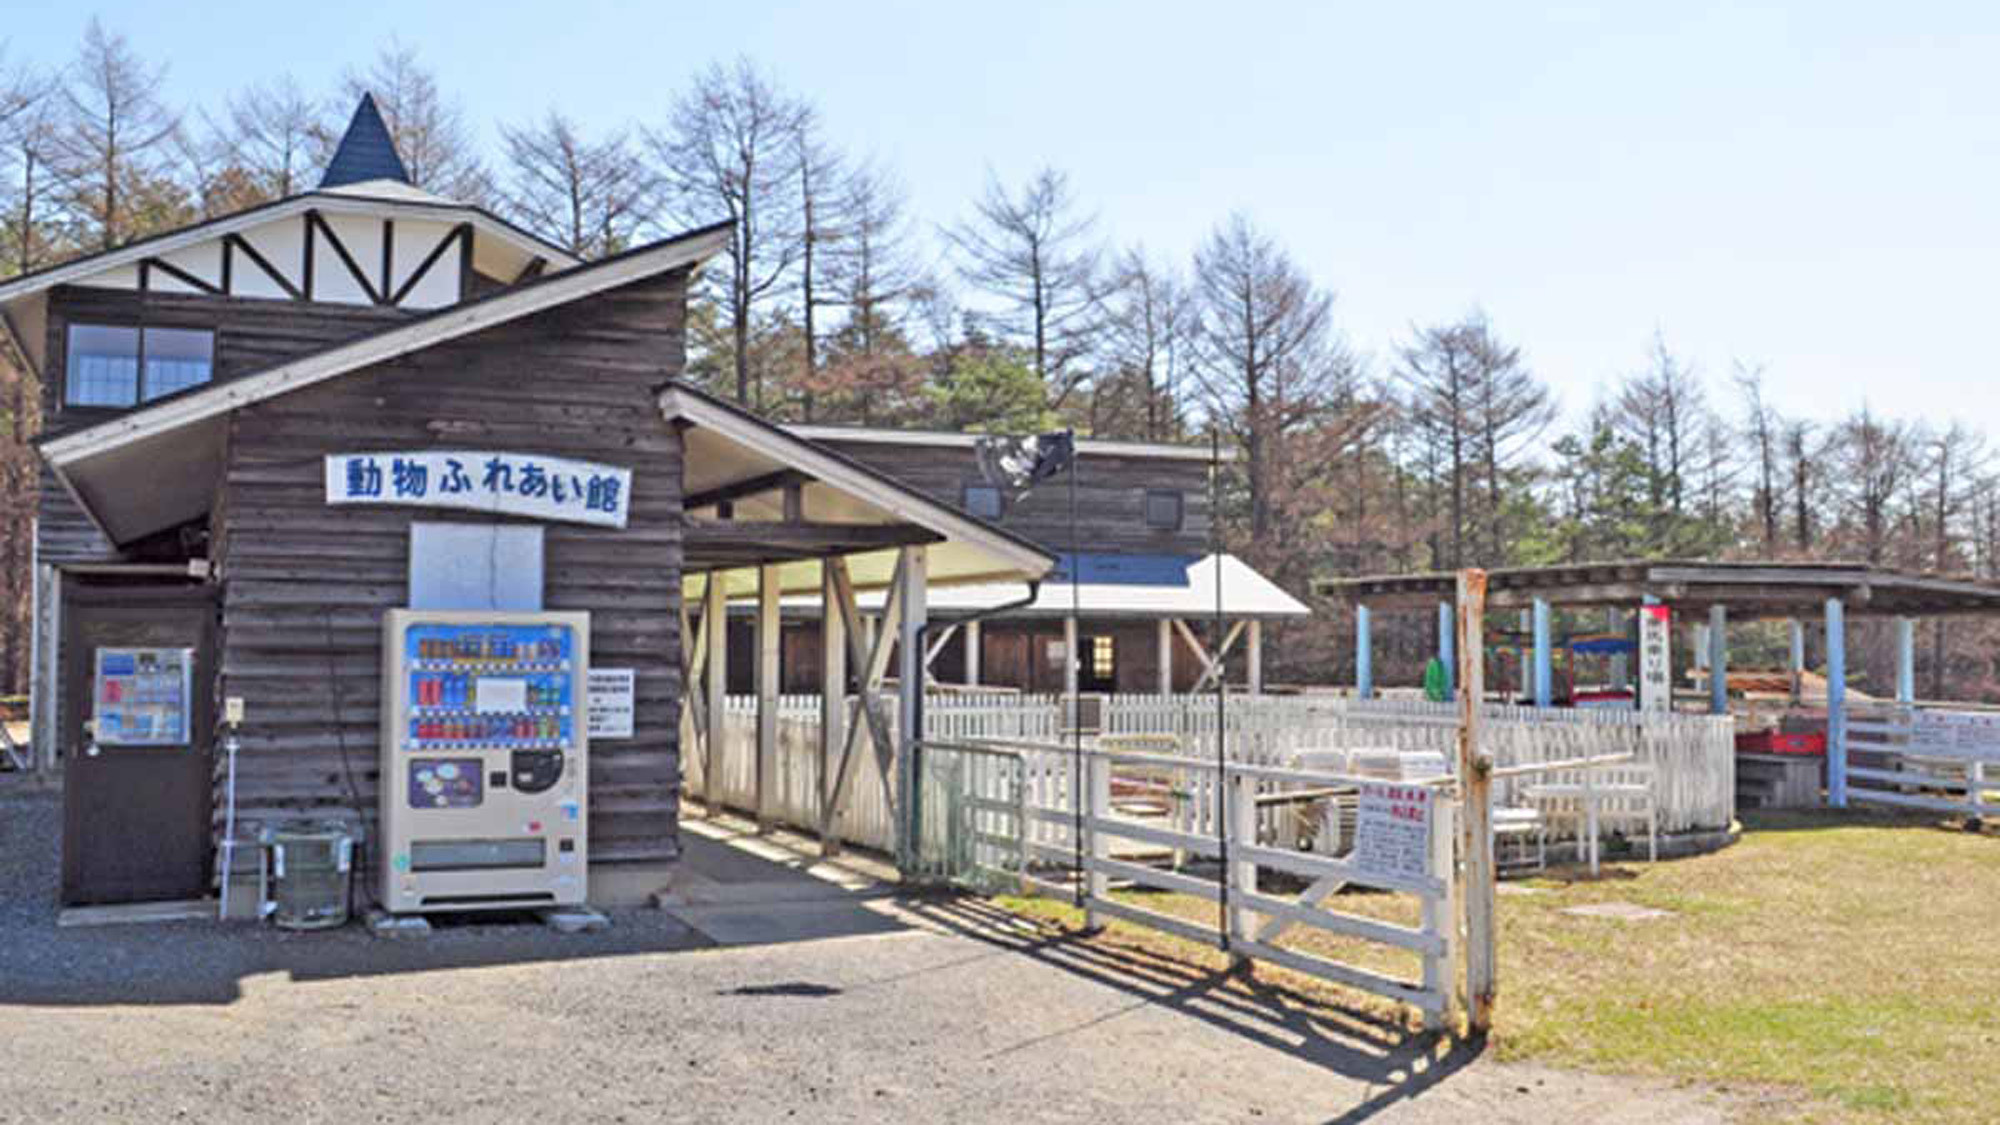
[1,785,1740,1123]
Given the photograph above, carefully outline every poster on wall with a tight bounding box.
[587,669,636,739]
[325,451,631,528]
[1354,782,1434,885]
[1639,604,1672,712]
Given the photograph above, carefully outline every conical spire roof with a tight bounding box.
[319,93,411,189]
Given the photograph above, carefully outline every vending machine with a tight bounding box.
[379,609,590,913]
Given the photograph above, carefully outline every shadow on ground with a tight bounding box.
[0,784,910,1009]
[900,895,1488,1124]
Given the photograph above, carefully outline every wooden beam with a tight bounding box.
[1457,569,1495,1034]
[224,233,302,300]
[307,210,384,304]
[683,469,813,512]
[391,223,469,306]
[703,570,728,811]
[818,561,847,855]
[822,554,902,844]
[512,256,548,285]
[142,256,221,295]
[684,521,942,552]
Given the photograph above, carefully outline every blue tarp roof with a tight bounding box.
[1049,553,1200,587]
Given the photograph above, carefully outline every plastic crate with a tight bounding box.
[1736,730,1825,756]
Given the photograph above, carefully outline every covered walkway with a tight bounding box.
[1320,559,2000,808]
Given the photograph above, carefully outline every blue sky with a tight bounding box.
[10,3,1998,428]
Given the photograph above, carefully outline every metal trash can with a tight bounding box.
[262,820,358,930]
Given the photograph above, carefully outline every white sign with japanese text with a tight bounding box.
[1909,709,2000,763]
[325,451,631,528]
[1354,782,1434,885]
[587,669,636,739]
[1638,604,1672,712]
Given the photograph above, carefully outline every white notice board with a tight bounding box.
[1354,782,1434,886]
[1638,604,1672,712]
[588,669,635,739]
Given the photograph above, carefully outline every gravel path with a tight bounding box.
[1,782,1749,1123]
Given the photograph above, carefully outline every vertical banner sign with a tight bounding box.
[1354,782,1433,885]
[1639,604,1672,712]
[587,669,636,739]
[325,451,631,528]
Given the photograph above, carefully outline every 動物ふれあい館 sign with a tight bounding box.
[325,451,631,528]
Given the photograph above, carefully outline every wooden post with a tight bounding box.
[963,619,981,686]
[1063,614,1080,721]
[1157,618,1174,696]
[818,561,846,853]
[896,546,928,867]
[1228,768,1257,967]
[1422,796,1457,1031]
[1437,600,1455,697]
[1708,604,1728,716]
[1355,603,1373,700]
[703,569,729,812]
[1084,750,1110,928]
[1827,597,1848,808]
[1456,569,1496,1033]
[1789,618,1806,704]
[1246,620,1264,696]
[1531,598,1552,709]
[1895,617,1916,705]
[755,564,781,831]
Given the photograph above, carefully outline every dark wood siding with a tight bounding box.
[37,286,416,564]
[211,271,688,866]
[813,438,1214,557]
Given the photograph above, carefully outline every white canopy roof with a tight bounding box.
[768,553,1309,620]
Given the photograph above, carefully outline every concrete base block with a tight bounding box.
[539,906,611,934]
[365,908,432,938]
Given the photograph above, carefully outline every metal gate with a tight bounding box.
[913,737,1464,1029]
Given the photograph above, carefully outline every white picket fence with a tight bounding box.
[688,693,1737,853]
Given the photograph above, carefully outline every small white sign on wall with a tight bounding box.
[588,669,636,739]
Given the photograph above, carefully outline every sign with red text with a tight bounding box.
[1355,782,1434,884]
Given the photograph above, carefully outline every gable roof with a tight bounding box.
[320,94,412,188]
[0,187,579,319]
[40,222,730,546]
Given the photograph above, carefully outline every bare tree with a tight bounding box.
[1189,212,1357,547]
[1838,403,1914,565]
[1735,362,1781,553]
[1784,419,1819,551]
[1095,247,1192,441]
[943,167,1100,405]
[1465,314,1556,560]
[51,18,186,250]
[0,54,60,274]
[342,42,488,200]
[647,57,811,406]
[215,75,333,200]
[822,158,927,356]
[497,110,653,259]
[792,117,843,413]
[1615,335,1708,515]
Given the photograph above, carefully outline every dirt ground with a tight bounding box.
[1,783,1749,1124]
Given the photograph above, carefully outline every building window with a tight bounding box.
[1144,489,1183,531]
[963,483,1005,520]
[64,324,215,408]
[1091,635,1116,679]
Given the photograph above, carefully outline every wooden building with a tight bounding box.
[707,427,1311,697]
[7,99,1052,910]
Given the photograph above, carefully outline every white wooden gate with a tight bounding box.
[1846,706,1998,820]
[915,737,1464,1028]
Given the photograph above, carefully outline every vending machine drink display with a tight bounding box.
[379,609,590,912]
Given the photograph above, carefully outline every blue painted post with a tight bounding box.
[1437,601,1455,697]
[1355,603,1374,700]
[1708,604,1728,715]
[1827,597,1847,807]
[1789,619,1805,702]
[1895,617,1916,704]
[1532,598,1552,709]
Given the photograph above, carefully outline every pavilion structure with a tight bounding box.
[1318,560,2000,807]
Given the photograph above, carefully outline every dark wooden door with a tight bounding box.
[61,587,217,906]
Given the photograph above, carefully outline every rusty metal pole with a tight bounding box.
[1456,568,1497,1034]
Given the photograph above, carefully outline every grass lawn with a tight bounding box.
[995,810,1999,1124]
